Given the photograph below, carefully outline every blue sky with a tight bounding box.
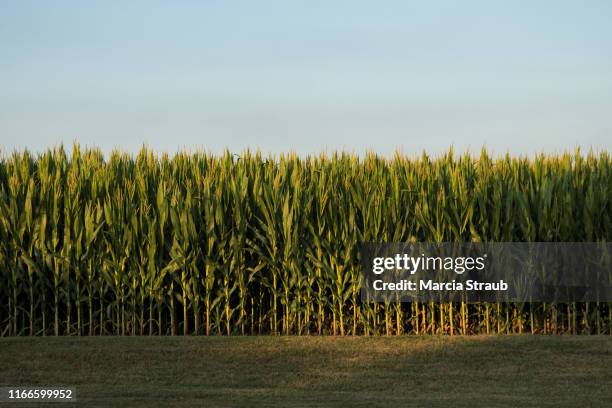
[1,1,611,156]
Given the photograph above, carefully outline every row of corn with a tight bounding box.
[0,146,610,336]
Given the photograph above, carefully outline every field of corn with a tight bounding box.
[0,146,611,336]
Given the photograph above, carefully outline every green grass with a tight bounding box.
[1,336,611,407]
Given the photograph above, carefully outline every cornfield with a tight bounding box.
[0,145,610,336]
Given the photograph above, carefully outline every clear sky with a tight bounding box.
[1,1,611,157]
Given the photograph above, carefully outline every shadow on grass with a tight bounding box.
[0,336,610,407]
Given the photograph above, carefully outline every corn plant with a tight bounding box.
[0,146,610,336]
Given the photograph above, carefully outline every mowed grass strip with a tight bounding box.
[1,336,610,407]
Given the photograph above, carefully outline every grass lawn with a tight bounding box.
[1,336,611,407]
